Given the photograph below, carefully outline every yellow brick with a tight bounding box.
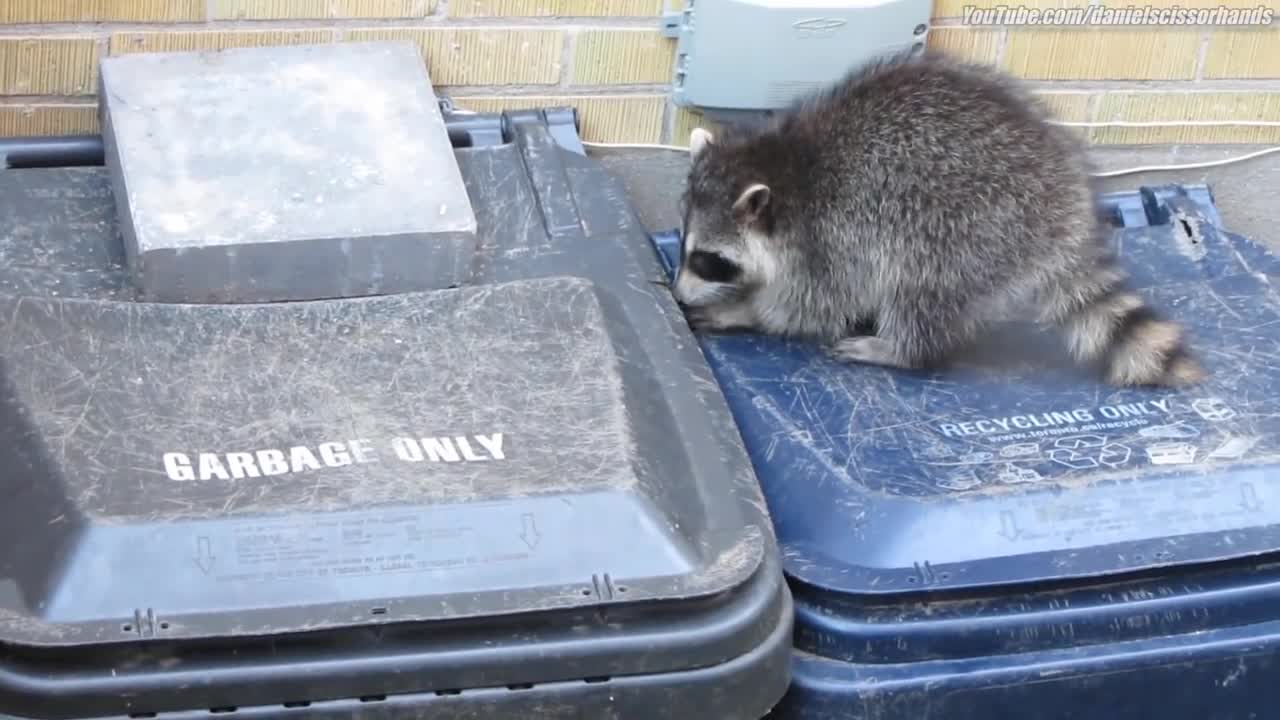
[1033,92,1092,122]
[1204,28,1280,79]
[0,0,204,22]
[346,29,563,85]
[0,104,99,137]
[1004,29,1199,80]
[450,0,662,16]
[929,0,964,19]
[452,95,665,142]
[1092,92,1280,144]
[572,30,673,85]
[0,39,98,96]
[924,28,1000,64]
[109,30,336,56]
[213,0,432,19]
[671,106,725,146]
[1032,92,1093,142]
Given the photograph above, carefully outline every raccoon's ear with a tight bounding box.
[732,183,771,223]
[689,127,714,157]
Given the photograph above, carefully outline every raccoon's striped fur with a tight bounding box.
[671,49,1206,388]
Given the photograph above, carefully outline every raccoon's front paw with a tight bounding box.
[685,306,726,332]
[684,304,753,334]
[830,336,905,368]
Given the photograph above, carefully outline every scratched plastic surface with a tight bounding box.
[652,183,1280,595]
[0,113,791,720]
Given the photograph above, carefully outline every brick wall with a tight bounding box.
[0,0,1277,145]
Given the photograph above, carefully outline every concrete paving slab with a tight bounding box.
[99,40,476,303]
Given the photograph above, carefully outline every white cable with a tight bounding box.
[1089,145,1280,178]
[581,141,694,151]
[580,139,1280,178]
[1053,119,1280,128]
[446,100,1280,177]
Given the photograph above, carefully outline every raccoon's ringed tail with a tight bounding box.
[1106,314,1207,387]
[1063,289,1207,387]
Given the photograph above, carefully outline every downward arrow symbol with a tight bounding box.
[193,536,216,574]
[1240,483,1263,512]
[519,514,541,550]
[998,511,1023,541]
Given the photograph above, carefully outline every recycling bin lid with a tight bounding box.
[650,183,1280,598]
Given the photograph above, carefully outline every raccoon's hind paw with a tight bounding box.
[829,336,908,368]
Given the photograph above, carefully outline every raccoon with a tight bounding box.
[671,49,1206,388]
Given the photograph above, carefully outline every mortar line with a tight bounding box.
[0,17,667,33]
[558,27,577,88]
[1194,28,1211,82]
[659,97,675,144]
[442,83,672,95]
[0,95,100,106]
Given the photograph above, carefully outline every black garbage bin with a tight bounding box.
[0,110,792,720]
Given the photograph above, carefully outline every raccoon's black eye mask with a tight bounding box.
[687,249,742,284]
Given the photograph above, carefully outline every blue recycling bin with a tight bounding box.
[651,184,1280,719]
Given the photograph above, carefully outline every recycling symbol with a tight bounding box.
[1048,435,1132,470]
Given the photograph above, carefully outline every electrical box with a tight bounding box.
[662,0,934,123]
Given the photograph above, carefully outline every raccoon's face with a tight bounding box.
[671,128,775,308]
